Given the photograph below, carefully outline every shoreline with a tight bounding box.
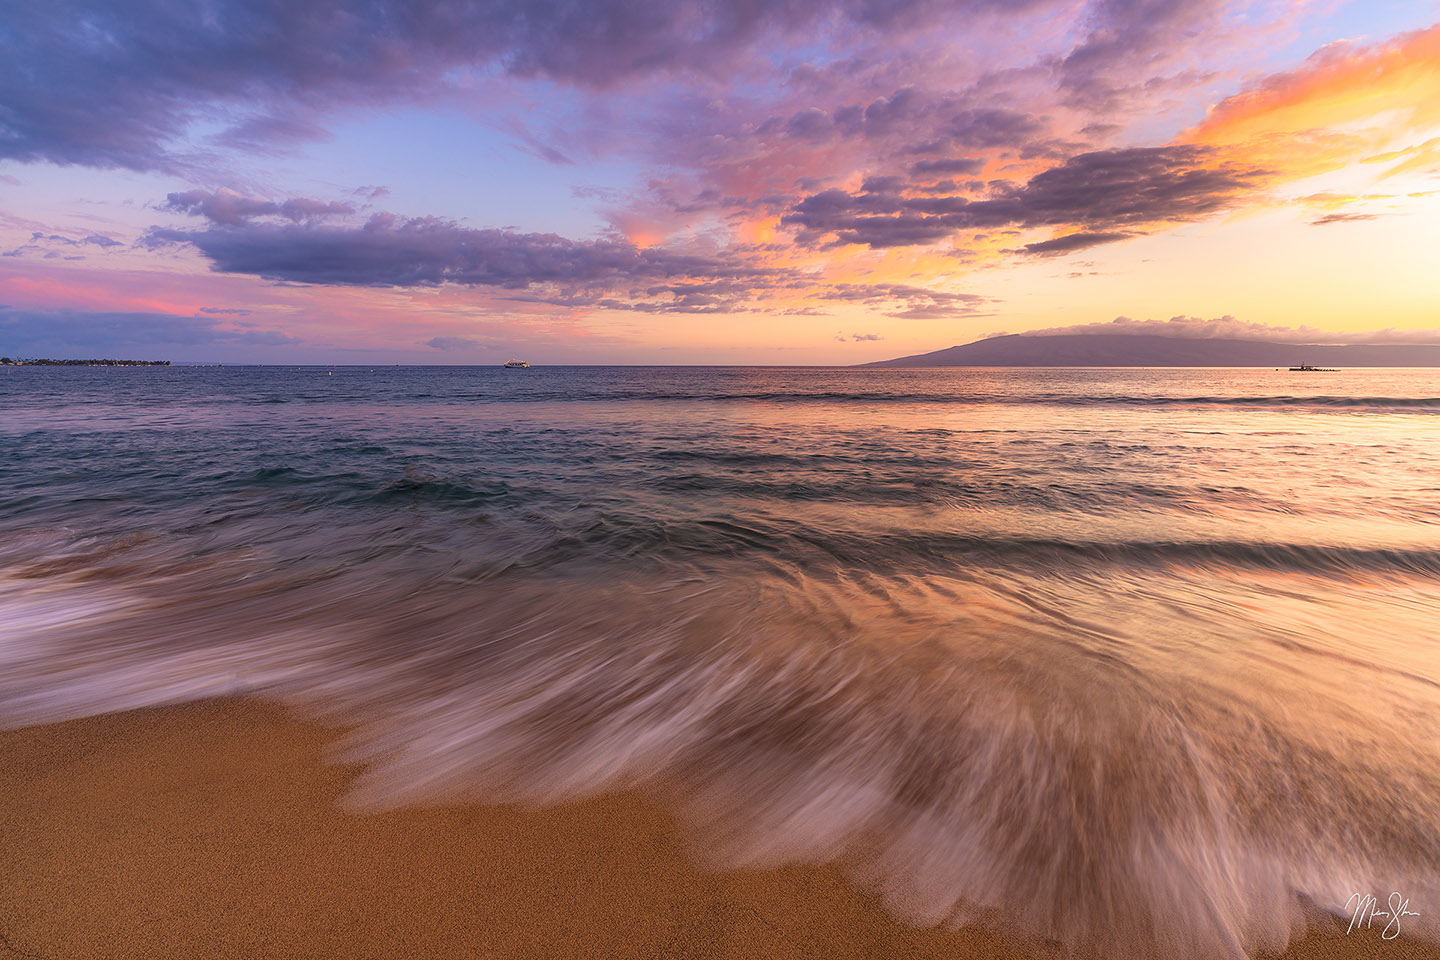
[1,698,1434,960]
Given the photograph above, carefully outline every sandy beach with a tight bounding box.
[0,698,1432,960]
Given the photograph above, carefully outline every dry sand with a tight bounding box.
[0,698,1434,960]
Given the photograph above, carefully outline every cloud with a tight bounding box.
[144,208,803,314]
[163,189,354,226]
[1185,25,1440,187]
[425,336,481,350]
[1308,213,1379,226]
[209,115,335,154]
[911,157,984,175]
[1059,0,1229,107]
[1020,231,1132,255]
[784,145,1266,248]
[0,306,300,353]
[1019,315,1440,344]
[0,0,1063,172]
[2,231,126,259]
[817,283,989,318]
[143,197,1009,318]
[147,214,773,288]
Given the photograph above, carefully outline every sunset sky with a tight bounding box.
[2,0,1438,363]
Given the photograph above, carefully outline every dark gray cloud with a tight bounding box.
[784,145,1266,248]
[1020,231,1132,255]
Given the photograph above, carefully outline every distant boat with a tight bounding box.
[503,359,530,368]
[1289,363,1338,372]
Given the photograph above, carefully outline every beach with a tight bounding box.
[1,697,1434,960]
[8,0,1440,950]
[3,366,1439,958]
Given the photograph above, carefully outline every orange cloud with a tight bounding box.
[1189,24,1440,176]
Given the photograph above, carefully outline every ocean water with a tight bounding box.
[2,364,1437,956]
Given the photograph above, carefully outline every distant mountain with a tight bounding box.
[864,334,1440,367]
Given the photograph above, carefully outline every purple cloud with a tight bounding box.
[144,210,806,314]
[164,190,354,226]
[1058,0,1230,107]
[784,145,1266,248]
[142,197,1001,318]
[911,157,984,175]
[0,0,1064,172]
[819,283,989,317]
[3,231,127,258]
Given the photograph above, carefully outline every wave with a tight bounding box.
[1,545,1437,959]
[438,513,1440,580]
[12,383,1440,412]
[5,366,1440,957]
[433,390,1440,410]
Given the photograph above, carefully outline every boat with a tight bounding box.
[503,359,530,368]
[1288,363,1338,372]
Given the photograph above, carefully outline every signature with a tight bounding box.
[1346,892,1420,940]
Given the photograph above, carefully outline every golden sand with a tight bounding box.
[0,699,1433,960]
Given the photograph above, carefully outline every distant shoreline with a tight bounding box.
[1,358,170,366]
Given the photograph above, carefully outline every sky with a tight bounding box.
[1,0,1438,364]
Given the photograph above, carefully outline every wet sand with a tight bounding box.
[0,699,1433,960]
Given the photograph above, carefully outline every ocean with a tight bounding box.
[2,364,1437,956]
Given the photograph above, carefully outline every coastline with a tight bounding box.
[1,698,1434,960]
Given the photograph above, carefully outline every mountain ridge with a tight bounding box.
[864,334,1440,367]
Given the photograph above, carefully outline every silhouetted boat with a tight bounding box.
[1289,363,1338,372]
[503,359,530,368]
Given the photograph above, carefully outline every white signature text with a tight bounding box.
[1346,892,1419,940]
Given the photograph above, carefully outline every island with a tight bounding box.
[864,334,1440,367]
[1,357,171,366]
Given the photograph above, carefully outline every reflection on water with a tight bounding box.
[2,365,1438,957]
